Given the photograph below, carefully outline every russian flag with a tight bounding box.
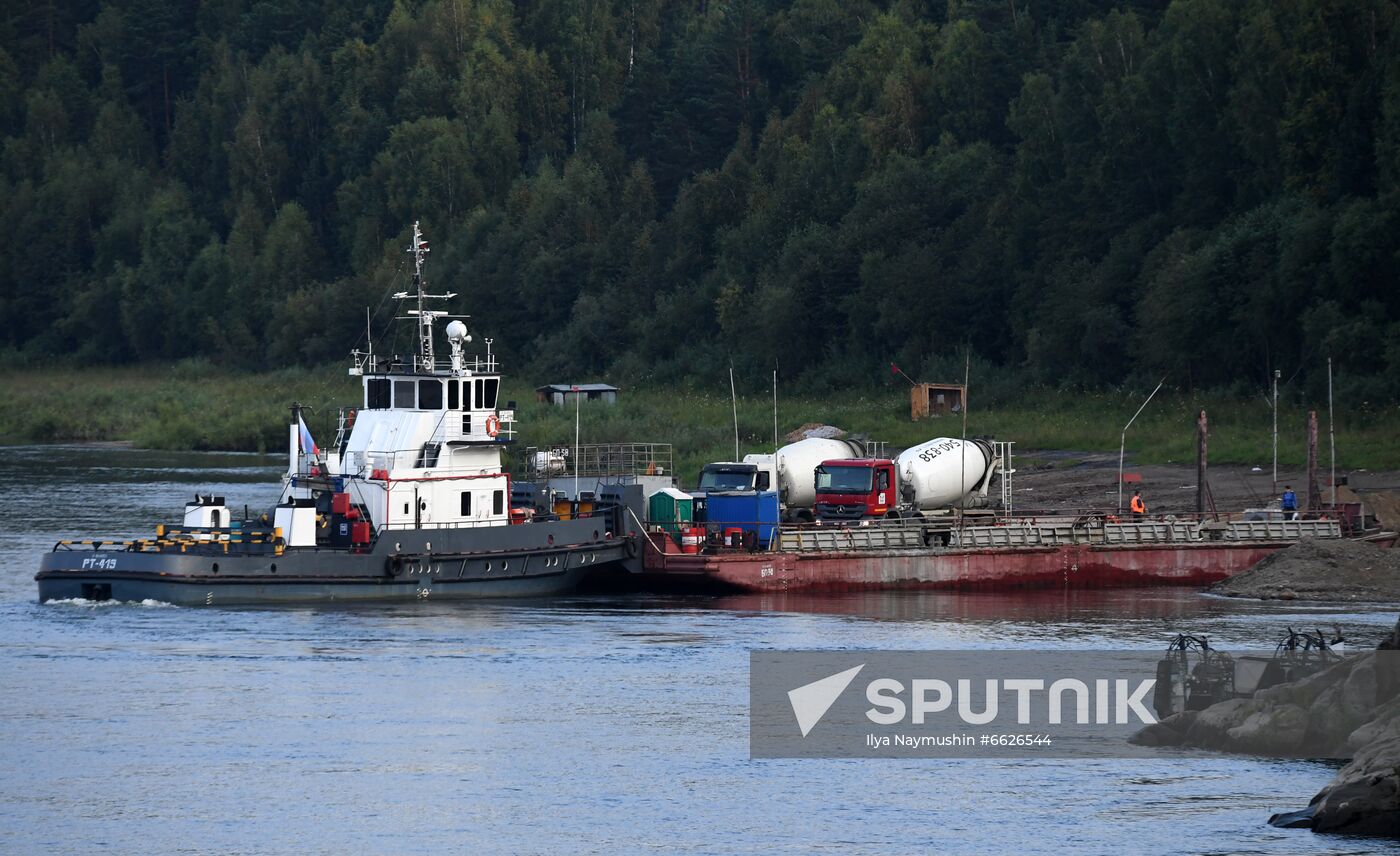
[297,414,319,457]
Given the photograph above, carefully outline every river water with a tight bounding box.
[1,445,1396,855]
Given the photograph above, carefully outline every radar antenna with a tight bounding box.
[392,221,459,371]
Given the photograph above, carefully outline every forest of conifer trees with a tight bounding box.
[3,0,1398,401]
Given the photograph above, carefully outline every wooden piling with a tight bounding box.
[1197,410,1208,516]
[1307,411,1321,510]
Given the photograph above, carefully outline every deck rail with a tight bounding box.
[647,512,1348,555]
[520,443,674,480]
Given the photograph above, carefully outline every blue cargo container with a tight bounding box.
[704,490,779,548]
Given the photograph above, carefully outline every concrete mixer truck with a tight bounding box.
[813,438,1002,522]
[693,437,866,523]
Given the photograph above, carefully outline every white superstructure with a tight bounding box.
[284,222,517,534]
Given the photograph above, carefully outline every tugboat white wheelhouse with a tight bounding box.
[36,223,646,605]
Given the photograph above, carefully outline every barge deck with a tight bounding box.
[640,516,1386,592]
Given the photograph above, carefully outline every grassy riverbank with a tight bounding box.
[2,365,1396,481]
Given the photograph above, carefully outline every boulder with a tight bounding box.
[1226,703,1310,755]
[1181,698,1258,750]
[1348,695,1400,751]
[1305,683,1358,755]
[1304,734,1400,835]
[1129,710,1198,747]
[1344,657,1380,717]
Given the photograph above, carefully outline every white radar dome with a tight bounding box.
[445,320,468,342]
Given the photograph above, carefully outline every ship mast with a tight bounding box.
[394,221,457,371]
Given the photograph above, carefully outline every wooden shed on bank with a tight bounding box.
[911,383,965,420]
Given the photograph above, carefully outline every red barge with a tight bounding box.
[637,516,1390,593]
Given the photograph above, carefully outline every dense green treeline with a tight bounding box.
[2,0,1398,402]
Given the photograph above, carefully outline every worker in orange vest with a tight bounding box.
[1130,490,1146,521]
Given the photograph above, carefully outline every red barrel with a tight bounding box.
[680,527,704,554]
[723,527,743,547]
[351,522,371,545]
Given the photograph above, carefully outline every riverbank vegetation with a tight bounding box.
[2,366,1395,479]
[3,0,1400,404]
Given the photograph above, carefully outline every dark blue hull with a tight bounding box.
[37,511,640,606]
[35,566,598,605]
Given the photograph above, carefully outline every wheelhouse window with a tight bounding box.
[366,378,390,410]
[419,379,443,410]
[447,379,459,410]
[393,380,416,409]
[492,490,504,515]
[460,491,472,516]
[473,379,483,409]
[483,378,499,409]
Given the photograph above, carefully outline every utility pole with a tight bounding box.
[1197,410,1208,517]
[1328,357,1336,508]
[1307,411,1320,511]
[1272,369,1280,496]
[959,351,969,519]
[573,384,581,501]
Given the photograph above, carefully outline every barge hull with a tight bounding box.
[643,541,1287,592]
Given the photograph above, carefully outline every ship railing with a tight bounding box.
[521,443,674,480]
[431,409,517,444]
[1219,519,1342,541]
[350,351,499,376]
[777,522,927,553]
[54,539,142,552]
[378,518,513,532]
[337,448,512,477]
[762,510,1345,553]
[54,526,285,555]
[378,505,615,531]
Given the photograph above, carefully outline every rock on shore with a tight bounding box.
[1209,538,1400,602]
[1133,618,1400,836]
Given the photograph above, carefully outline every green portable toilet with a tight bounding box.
[647,488,693,539]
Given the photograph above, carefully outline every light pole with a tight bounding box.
[572,384,581,501]
[1118,378,1166,515]
[729,366,739,461]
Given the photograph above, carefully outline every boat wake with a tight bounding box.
[42,597,178,608]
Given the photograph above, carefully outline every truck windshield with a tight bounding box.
[698,470,754,491]
[816,466,873,493]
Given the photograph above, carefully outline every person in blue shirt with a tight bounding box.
[1281,486,1298,520]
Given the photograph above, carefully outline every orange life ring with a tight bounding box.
[485,415,500,437]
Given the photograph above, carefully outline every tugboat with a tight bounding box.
[37,223,644,605]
